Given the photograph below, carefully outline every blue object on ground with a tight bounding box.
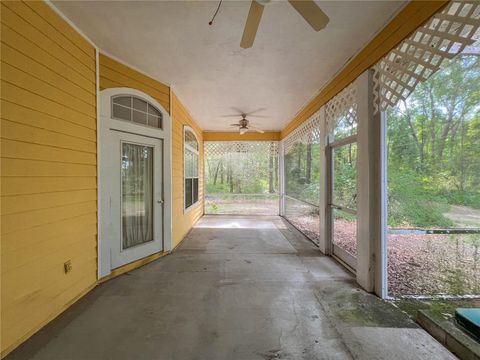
[455,308,480,341]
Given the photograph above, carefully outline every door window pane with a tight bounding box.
[111,96,163,129]
[122,143,154,249]
[333,209,357,258]
[330,141,358,266]
[133,97,148,112]
[148,115,160,128]
[113,96,131,107]
[113,104,132,121]
[332,143,357,209]
[133,110,147,125]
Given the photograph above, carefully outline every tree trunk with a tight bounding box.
[274,155,278,191]
[220,159,224,184]
[228,163,233,193]
[268,154,274,193]
[404,101,425,170]
[306,143,312,184]
[437,107,455,162]
[213,161,221,185]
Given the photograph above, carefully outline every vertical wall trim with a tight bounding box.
[355,70,375,292]
[278,141,285,216]
[95,48,101,280]
[166,87,174,251]
[377,111,388,298]
[318,108,329,254]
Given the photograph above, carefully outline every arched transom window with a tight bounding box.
[112,95,163,129]
[184,127,199,210]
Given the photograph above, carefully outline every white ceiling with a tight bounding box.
[53,0,405,131]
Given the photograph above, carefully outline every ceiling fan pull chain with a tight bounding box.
[209,0,223,26]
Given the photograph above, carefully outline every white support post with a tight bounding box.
[356,69,382,293]
[318,108,329,255]
[278,141,285,217]
[377,111,388,298]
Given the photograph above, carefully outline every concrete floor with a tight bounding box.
[9,216,456,360]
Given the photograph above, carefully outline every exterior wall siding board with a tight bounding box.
[171,93,204,248]
[0,2,97,356]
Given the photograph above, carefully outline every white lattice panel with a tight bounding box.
[283,110,321,154]
[373,1,480,114]
[205,141,278,157]
[324,82,357,134]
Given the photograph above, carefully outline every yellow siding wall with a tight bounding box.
[171,93,204,248]
[99,54,170,113]
[1,1,97,356]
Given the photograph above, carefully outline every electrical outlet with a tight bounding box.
[64,260,72,274]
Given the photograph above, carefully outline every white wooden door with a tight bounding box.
[105,131,163,268]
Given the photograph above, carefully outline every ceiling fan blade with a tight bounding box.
[230,124,241,126]
[248,125,265,134]
[288,0,329,32]
[240,1,264,49]
[222,113,267,118]
[245,107,267,115]
[246,114,268,118]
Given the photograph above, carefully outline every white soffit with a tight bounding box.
[52,0,405,131]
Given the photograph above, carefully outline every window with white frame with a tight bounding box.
[184,127,199,210]
[111,95,163,129]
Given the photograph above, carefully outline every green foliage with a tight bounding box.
[334,210,356,221]
[387,169,453,227]
[435,189,480,210]
[285,141,321,205]
[333,144,357,209]
[387,55,480,228]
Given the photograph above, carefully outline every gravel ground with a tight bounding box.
[314,218,479,296]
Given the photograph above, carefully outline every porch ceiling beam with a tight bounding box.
[203,131,281,141]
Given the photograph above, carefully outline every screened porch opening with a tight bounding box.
[204,141,279,215]
[384,43,480,297]
[283,119,321,244]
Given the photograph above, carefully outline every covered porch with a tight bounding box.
[8,216,455,360]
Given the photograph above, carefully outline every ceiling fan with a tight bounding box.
[230,114,265,135]
[241,0,330,49]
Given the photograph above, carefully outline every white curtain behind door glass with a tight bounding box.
[122,143,153,249]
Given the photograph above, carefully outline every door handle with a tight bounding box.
[157,200,164,204]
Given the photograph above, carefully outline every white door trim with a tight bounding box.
[98,87,172,279]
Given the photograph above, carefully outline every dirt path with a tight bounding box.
[444,205,480,228]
